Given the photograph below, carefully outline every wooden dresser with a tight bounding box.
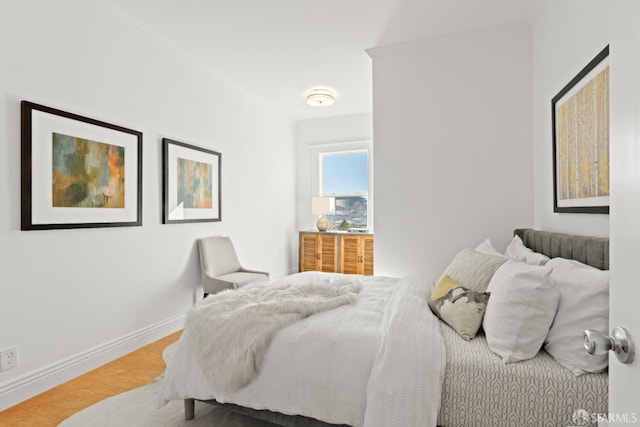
[299,231,374,275]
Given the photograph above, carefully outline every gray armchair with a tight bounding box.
[198,235,269,296]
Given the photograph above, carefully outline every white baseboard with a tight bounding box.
[0,314,185,411]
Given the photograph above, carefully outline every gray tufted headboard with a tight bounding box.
[514,228,609,270]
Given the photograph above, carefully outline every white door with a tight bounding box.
[609,1,640,423]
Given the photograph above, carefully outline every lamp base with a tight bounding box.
[316,214,329,231]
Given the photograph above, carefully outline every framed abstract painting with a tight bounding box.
[21,101,143,230]
[162,138,221,224]
[552,46,610,214]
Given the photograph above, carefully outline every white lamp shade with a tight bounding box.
[311,197,335,215]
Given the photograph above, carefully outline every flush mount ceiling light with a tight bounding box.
[305,88,335,107]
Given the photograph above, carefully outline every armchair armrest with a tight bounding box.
[201,274,235,295]
[238,267,270,278]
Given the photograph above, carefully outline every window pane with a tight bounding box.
[326,196,368,230]
[322,151,368,195]
[320,150,369,231]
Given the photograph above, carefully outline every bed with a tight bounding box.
[157,228,609,426]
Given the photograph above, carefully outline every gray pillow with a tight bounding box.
[440,248,507,292]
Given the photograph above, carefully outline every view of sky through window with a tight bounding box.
[322,151,368,195]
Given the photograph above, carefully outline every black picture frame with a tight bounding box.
[552,46,610,214]
[162,138,221,224]
[21,101,143,230]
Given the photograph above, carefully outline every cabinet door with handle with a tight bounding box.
[340,234,374,275]
[340,234,362,275]
[299,233,320,272]
[318,234,338,273]
[299,233,338,273]
[361,235,374,276]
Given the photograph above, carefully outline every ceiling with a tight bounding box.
[100,0,546,121]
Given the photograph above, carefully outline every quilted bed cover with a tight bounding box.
[438,323,608,426]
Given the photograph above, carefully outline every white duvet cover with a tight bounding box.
[157,272,445,427]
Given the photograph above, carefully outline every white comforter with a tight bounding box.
[185,278,363,393]
[157,272,445,427]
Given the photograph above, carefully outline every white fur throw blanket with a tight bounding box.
[184,279,362,393]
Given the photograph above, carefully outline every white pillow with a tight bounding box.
[474,238,505,257]
[543,258,609,375]
[483,261,559,363]
[504,235,550,265]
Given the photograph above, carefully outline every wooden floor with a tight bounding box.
[0,330,182,427]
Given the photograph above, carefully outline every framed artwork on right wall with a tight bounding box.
[552,45,610,214]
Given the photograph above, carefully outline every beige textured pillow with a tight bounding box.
[440,249,507,292]
[429,275,490,340]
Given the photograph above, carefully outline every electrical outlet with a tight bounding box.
[0,347,18,371]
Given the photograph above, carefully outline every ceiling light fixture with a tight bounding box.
[305,88,335,107]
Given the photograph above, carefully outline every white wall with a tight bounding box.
[295,114,373,232]
[532,0,609,236]
[369,22,533,278]
[0,0,296,409]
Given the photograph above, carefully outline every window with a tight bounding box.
[320,150,369,231]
